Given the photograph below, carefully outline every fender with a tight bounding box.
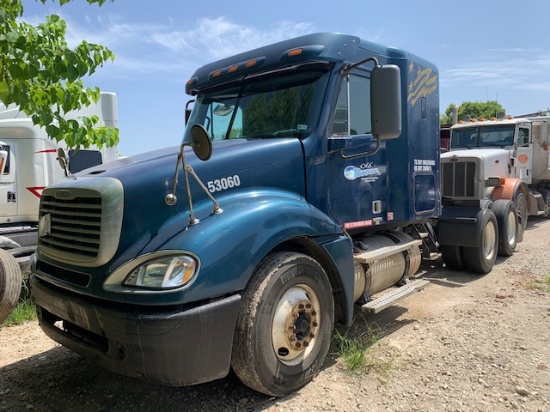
[172,188,346,303]
[490,178,529,202]
[438,207,492,247]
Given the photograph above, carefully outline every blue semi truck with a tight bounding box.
[29,33,500,396]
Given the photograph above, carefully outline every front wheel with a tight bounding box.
[462,209,498,274]
[231,252,334,396]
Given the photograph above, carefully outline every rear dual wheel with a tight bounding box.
[538,188,550,218]
[441,209,498,275]
[440,245,465,271]
[231,252,334,396]
[492,199,518,256]
[462,209,498,274]
[514,191,529,242]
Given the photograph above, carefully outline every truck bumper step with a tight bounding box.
[361,279,429,314]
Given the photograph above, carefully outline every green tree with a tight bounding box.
[441,100,506,125]
[0,0,117,149]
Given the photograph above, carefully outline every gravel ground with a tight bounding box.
[1,218,549,412]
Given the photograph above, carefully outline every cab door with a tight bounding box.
[513,124,532,183]
[327,71,388,229]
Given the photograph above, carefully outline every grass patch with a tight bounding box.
[1,298,36,326]
[333,329,371,372]
[527,275,550,292]
[332,317,391,374]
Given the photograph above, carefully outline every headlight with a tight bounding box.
[123,255,197,289]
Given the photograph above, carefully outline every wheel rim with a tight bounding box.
[483,220,497,261]
[272,284,321,366]
[505,210,517,246]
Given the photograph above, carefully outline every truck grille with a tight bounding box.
[38,178,123,267]
[39,195,102,258]
[441,161,476,198]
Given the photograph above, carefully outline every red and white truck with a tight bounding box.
[439,115,550,270]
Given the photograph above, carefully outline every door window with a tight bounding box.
[331,74,371,137]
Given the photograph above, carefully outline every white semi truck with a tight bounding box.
[439,115,550,269]
[0,92,119,322]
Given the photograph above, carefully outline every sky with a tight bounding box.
[21,0,550,156]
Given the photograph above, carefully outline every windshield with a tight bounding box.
[451,125,515,148]
[183,66,331,142]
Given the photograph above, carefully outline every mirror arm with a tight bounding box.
[182,152,200,226]
[164,143,223,226]
[185,165,223,215]
[165,144,184,206]
[342,57,380,76]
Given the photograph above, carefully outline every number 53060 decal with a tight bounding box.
[207,175,241,193]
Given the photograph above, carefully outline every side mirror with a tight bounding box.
[190,124,212,161]
[57,148,71,176]
[371,65,402,140]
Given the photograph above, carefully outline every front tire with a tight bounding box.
[463,209,498,274]
[231,252,334,396]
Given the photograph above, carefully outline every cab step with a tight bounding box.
[361,279,429,314]
[530,191,547,216]
[354,239,422,264]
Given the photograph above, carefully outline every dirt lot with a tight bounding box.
[1,218,549,412]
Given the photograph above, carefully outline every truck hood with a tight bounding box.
[76,138,305,202]
[442,148,512,161]
[40,137,306,269]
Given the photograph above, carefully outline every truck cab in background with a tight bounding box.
[443,116,550,243]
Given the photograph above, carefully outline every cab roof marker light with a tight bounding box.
[186,77,198,87]
[207,57,266,81]
[280,45,325,61]
[288,48,303,57]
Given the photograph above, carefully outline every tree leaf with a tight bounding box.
[0,81,9,103]
[1,0,117,149]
